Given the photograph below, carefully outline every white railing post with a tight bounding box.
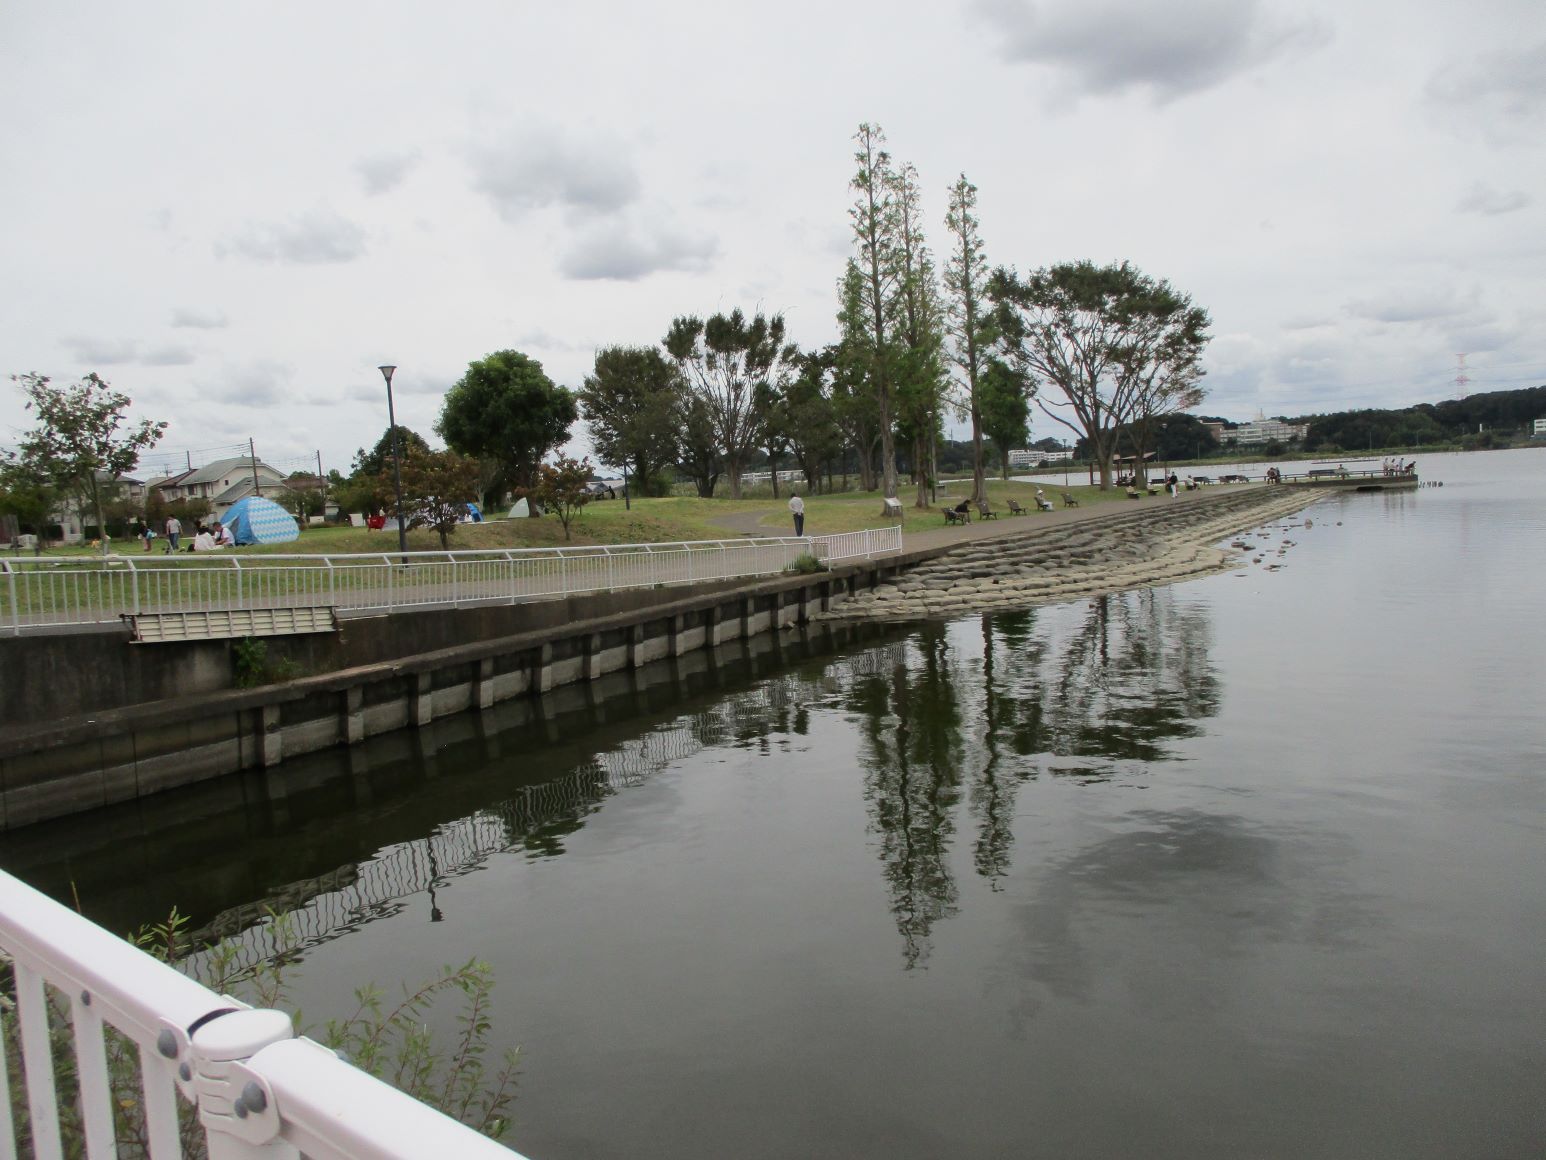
[5,562,19,636]
[69,990,118,1159]
[13,960,64,1159]
[190,1008,301,1160]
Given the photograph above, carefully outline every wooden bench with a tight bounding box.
[1006,498,1027,515]
[943,507,969,525]
[975,501,999,521]
[1061,491,1080,507]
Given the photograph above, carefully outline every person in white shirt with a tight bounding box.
[214,521,234,547]
[788,492,805,536]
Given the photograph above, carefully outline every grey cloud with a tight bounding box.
[141,345,197,367]
[171,307,229,329]
[1443,321,1514,354]
[512,328,590,353]
[558,220,718,282]
[468,129,640,223]
[60,336,139,364]
[356,150,421,195]
[1428,41,1546,138]
[1456,182,1532,216]
[1345,286,1478,324]
[218,209,367,264]
[973,0,1330,101]
[198,360,294,406]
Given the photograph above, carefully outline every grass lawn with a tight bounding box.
[15,478,1130,560]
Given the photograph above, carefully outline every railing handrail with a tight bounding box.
[0,534,830,569]
[0,868,526,1159]
[0,529,901,635]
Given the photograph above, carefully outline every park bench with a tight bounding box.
[1061,491,1080,507]
[943,507,969,526]
[975,501,998,521]
[1006,498,1027,515]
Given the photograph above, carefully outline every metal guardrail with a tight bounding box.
[0,528,902,636]
[0,867,525,1159]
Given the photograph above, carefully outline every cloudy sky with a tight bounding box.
[2,0,1541,475]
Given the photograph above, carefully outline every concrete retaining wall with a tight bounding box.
[0,563,905,831]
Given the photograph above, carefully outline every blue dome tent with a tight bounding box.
[222,496,300,545]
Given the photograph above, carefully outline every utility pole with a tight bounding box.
[249,438,262,498]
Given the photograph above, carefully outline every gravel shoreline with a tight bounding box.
[823,487,1323,621]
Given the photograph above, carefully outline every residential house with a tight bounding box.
[50,472,145,544]
[145,457,289,520]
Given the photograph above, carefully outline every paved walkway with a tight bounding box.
[904,487,1262,550]
[709,486,1258,553]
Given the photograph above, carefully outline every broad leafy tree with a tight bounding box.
[352,425,431,479]
[1112,290,1210,482]
[783,348,845,494]
[388,447,480,550]
[437,351,577,505]
[0,454,54,546]
[843,123,903,502]
[527,455,593,540]
[989,261,1208,490]
[577,346,684,494]
[978,359,1031,480]
[944,174,996,503]
[663,309,795,499]
[275,485,326,528]
[11,372,166,554]
[674,394,722,498]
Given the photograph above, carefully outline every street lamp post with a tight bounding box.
[378,364,408,555]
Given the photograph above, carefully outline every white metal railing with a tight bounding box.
[0,867,525,1159]
[0,528,901,635]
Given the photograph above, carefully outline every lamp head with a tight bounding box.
[378,364,396,385]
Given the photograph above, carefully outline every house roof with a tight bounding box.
[173,457,284,487]
[147,458,286,491]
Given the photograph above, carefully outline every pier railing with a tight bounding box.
[0,527,902,635]
[0,867,525,1159]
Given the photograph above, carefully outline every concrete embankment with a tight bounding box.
[824,485,1322,620]
[0,485,1314,831]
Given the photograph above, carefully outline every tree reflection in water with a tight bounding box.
[854,588,1222,965]
[854,625,964,968]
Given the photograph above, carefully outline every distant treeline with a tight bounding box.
[1289,384,1546,453]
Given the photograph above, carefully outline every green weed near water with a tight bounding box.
[1,907,520,1156]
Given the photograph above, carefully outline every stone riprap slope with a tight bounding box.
[826,487,1321,621]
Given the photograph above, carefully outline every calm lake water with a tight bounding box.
[6,448,1546,1159]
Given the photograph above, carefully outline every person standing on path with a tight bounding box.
[164,514,182,553]
[788,492,805,537]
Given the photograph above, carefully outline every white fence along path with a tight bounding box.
[0,528,902,635]
[0,867,526,1159]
